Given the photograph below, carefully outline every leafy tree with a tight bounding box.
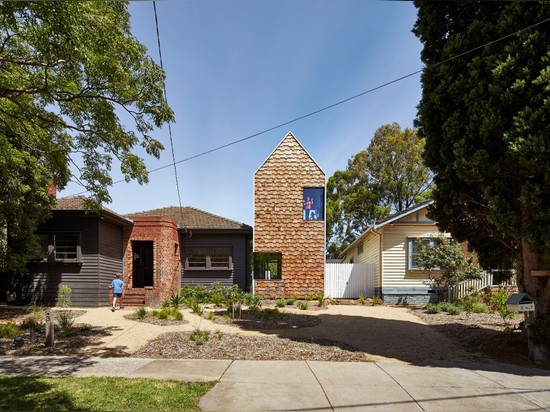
[0,2,174,271]
[326,123,432,257]
[414,236,483,300]
[414,1,550,359]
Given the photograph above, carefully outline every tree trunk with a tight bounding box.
[520,245,550,365]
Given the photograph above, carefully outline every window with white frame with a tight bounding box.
[407,237,438,270]
[185,246,233,270]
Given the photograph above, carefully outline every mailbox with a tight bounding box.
[506,293,535,312]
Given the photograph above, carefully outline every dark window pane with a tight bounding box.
[188,247,206,268]
[253,252,282,280]
[211,247,231,268]
[55,233,78,260]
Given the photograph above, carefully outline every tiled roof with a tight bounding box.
[54,196,87,210]
[126,206,252,231]
[54,196,132,224]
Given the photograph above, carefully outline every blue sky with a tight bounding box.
[60,0,423,226]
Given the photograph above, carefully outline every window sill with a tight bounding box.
[185,268,233,272]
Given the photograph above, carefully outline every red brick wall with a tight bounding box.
[254,133,325,298]
[122,216,181,307]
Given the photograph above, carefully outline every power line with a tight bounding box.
[62,15,550,198]
[152,1,185,222]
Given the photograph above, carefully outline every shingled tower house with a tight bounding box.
[253,132,325,298]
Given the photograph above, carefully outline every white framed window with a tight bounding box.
[407,237,438,270]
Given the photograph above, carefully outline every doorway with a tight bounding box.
[132,241,154,288]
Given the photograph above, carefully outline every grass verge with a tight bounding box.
[0,375,213,411]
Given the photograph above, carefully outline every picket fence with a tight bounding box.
[447,271,494,302]
[324,263,375,299]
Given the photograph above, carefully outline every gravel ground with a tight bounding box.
[0,304,539,367]
[134,332,366,361]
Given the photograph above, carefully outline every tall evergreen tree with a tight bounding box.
[414,1,550,361]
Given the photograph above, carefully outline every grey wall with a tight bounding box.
[14,214,126,307]
[181,232,250,290]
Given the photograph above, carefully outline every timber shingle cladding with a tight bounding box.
[254,132,325,298]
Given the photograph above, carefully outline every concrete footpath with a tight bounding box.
[0,356,549,411]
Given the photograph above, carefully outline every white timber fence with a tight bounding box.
[324,263,375,299]
[447,271,494,302]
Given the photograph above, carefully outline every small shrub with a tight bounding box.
[151,310,159,317]
[157,308,170,320]
[161,300,171,309]
[211,293,223,307]
[214,329,223,339]
[297,301,308,310]
[189,301,204,316]
[56,284,72,308]
[447,305,461,315]
[56,310,76,331]
[315,293,329,307]
[0,323,20,338]
[169,291,185,309]
[244,294,263,310]
[285,298,296,306]
[275,299,286,308]
[261,307,282,319]
[425,303,441,314]
[371,296,382,306]
[471,302,490,313]
[135,307,148,319]
[189,328,210,345]
[358,295,366,305]
[172,309,183,321]
[491,285,517,324]
[207,311,215,321]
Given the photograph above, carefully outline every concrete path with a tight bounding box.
[0,356,549,411]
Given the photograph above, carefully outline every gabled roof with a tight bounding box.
[254,131,324,176]
[54,196,133,226]
[339,200,435,257]
[126,206,252,231]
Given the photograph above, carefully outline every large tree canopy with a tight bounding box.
[326,123,432,258]
[0,1,174,270]
[414,1,550,340]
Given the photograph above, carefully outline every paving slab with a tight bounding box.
[323,384,422,411]
[199,382,332,412]
[0,356,96,377]
[513,388,550,410]
[129,359,231,381]
[405,386,542,411]
[72,357,155,377]
[221,360,319,385]
[307,361,399,387]
[377,362,502,388]
[459,362,550,389]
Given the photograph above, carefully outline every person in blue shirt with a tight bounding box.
[110,273,124,312]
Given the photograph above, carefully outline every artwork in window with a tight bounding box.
[303,188,324,221]
[253,252,282,280]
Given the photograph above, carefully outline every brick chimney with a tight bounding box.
[47,183,56,198]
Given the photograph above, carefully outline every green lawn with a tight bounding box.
[0,375,214,411]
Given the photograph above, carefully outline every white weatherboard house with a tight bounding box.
[340,200,451,304]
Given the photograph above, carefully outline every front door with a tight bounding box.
[132,241,154,288]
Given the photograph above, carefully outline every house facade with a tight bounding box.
[3,198,252,307]
[3,196,132,307]
[340,200,450,304]
[253,132,325,298]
